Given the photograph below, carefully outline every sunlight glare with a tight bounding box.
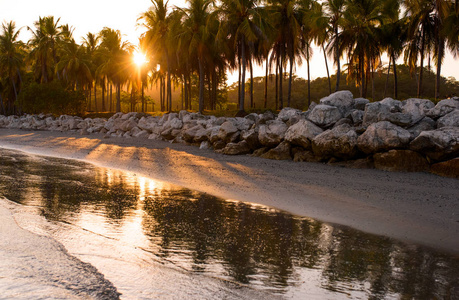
[133,51,147,67]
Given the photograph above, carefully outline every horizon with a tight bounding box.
[2,0,458,86]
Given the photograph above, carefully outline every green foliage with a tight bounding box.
[17,81,86,115]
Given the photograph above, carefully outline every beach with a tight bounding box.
[0,128,458,254]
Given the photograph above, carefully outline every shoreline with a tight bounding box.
[0,128,458,254]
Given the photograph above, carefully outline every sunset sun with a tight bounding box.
[133,51,147,67]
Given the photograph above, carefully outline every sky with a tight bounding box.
[1,0,458,85]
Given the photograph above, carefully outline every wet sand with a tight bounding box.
[0,128,458,254]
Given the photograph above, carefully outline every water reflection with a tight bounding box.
[0,148,458,298]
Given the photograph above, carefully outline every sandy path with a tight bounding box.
[0,128,458,254]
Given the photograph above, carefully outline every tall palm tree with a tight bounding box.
[55,39,92,91]
[27,16,63,83]
[139,0,173,112]
[325,0,346,92]
[218,0,267,114]
[340,0,383,98]
[82,32,101,111]
[0,21,26,115]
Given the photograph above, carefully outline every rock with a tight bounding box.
[333,118,352,127]
[258,120,288,147]
[362,102,413,127]
[258,111,275,124]
[193,127,209,143]
[221,140,251,155]
[407,117,436,139]
[260,141,292,160]
[307,104,342,128]
[212,140,227,150]
[380,97,402,112]
[402,98,435,118]
[79,128,90,135]
[319,90,355,115]
[312,124,358,159]
[354,98,370,110]
[426,98,459,119]
[277,107,302,122]
[350,110,364,124]
[133,130,150,138]
[410,126,459,161]
[329,157,375,169]
[217,121,239,142]
[251,147,269,157]
[160,128,176,140]
[182,125,205,143]
[437,110,459,128]
[430,158,459,178]
[284,119,323,149]
[357,121,411,154]
[199,141,212,150]
[241,129,261,150]
[292,149,321,162]
[373,150,429,172]
[129,127,142,137]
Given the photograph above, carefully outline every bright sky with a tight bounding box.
[1,0,458,84]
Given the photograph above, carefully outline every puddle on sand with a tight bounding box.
[0,148,458,299]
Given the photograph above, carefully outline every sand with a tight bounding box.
[0,128,458,254]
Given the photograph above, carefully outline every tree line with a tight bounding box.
[0,0,458,116]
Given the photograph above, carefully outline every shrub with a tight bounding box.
[17,81,85,115]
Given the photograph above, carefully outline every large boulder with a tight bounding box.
[277,107,302,122]
[241,129,261,150]
[380,97,403,111]
[373,150,429,172]
[354,98,370,111]
[312,124,358,159]
[284,119,323,149]
[407,117,436,139]
[357,121,411,154]
[258,120,288,147]
[319,90,355,115]
[410,127,459,161]
[363,102,414,127]
[307,104,342,128]
[182,125,205,143]
[260,141,292,160]
[221,140,251,155]
[437,110,459,128]
[120,119,138,132]
[426,98,459,119]
[217,121,239,142]
[402,98,435,118]
[430,158,459,179]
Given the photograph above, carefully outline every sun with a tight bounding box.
[133,51,147,67]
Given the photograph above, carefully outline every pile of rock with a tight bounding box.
[1,91,458,177]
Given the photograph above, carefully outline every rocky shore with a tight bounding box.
[1,91,458,177]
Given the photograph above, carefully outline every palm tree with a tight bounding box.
[82,32,101,111]
[340,0,383,98]
[55,39,92,91]
[27,16,63,83]
[139,0,173,112]
[218,0,267,114]
[97,27,133,112]
[0,21,25,115]
[325,0,346,92]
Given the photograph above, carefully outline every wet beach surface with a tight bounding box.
[0,148,458,299]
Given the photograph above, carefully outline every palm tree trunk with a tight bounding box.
[116,83,121,113]
[240,39,246,113]
[334,26,340,92]
[288,55,293,108]
[384,57,391,98]
[198,58,205,114]
[102,77,106,111]
[417,28,425,98]
[141,81,145,113]
[167,63,172,113]
[264,58,268,109]
[212,70,217,110]
[0,94,5,115]
[275,55,279,110]
[307,44,311,108]
[250,59,254,109]
[110,84,113,112]
[279,50,284,110]
[436,38,445,100]
[322,44,331,95]
[393,55,398,99]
